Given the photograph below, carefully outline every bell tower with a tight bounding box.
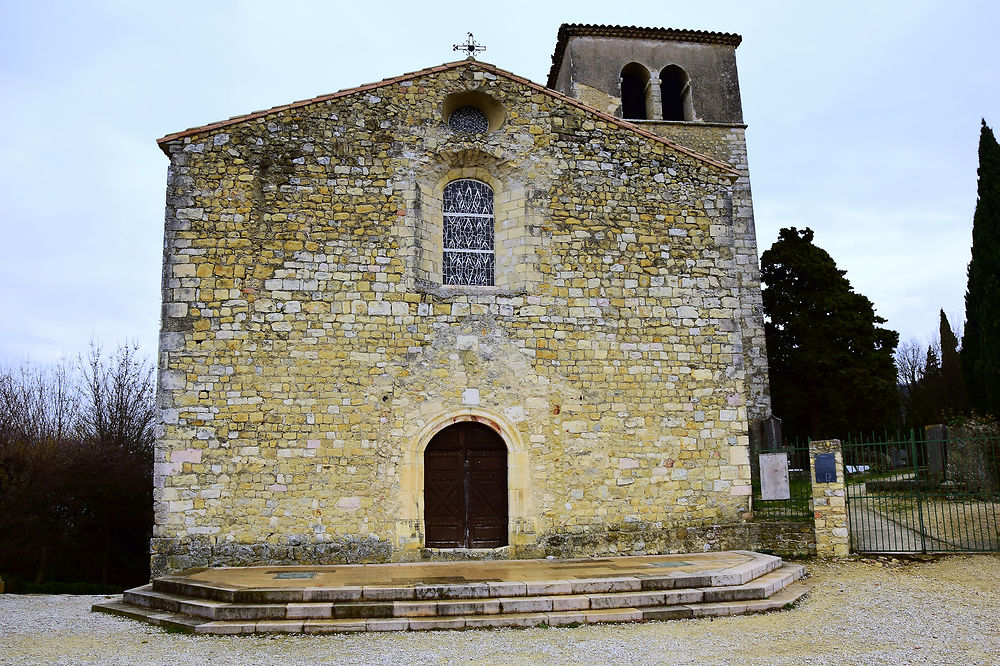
[547,24,744,124]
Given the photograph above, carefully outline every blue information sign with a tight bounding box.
[814,453,837,483]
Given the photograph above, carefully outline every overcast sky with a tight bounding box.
[1,0,996,367]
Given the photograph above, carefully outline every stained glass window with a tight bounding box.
[443,179,494,286]
[448,105,489,133]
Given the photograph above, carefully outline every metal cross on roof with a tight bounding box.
[453,32,486,59]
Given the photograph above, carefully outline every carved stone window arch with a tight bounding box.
[443,91,506,132]
[402,159,542,295]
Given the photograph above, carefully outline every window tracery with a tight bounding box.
[447,105,489,133]
[443,179,494,285]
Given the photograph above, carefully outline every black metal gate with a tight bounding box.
[843,430,1000,553]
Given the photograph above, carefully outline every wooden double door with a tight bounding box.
[424,422,508,548]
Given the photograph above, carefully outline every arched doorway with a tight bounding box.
[424,421,508,548]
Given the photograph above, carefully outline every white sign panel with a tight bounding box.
[760,452,791,500]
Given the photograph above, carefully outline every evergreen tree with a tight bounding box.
[938,310,965,418]
[963,120,1000,417]
[761,227,900,440]
[907,345,940,430]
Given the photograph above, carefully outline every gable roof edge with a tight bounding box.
[156,60,739,178]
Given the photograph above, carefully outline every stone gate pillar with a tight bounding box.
[809,439,849,557]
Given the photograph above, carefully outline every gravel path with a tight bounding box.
[3,555,999,665]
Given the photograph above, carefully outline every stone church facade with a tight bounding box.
[151,24,771,575]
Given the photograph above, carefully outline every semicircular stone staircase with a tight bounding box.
[93,551,808,634]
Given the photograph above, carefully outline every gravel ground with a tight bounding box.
[2,555,999,665]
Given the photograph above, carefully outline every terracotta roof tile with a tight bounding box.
[156,59,738,177]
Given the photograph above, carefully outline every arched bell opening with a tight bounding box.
[620,62,652,120]
[659,64,693,121]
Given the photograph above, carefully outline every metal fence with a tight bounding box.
[843,430,1000,553]
[750,439,812,521]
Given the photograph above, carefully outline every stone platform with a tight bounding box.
[92,551,808,634]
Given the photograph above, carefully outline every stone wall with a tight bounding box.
[945,425,999,493]
[152,62,761,574]
[537,520,815,559]
[750,521,816,558]
[644,121,769,424]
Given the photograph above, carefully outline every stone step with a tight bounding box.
[94,552,809,634]
[124,585,287,621]
[115,563,804,623]
[92,582,811,635]
[699,564,805,602]
[91,599,208,633]
[638,581,811,620]
[149,552,786,604]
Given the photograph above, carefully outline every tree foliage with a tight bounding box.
[896,311,965,429]
[963,120,1000,418]
[938,310,965,416]
[761,227,899,440]
[0,344,154,590]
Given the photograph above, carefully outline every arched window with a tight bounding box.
[443,179,494,286]
[620,63,651,120]
[660,65,692,121]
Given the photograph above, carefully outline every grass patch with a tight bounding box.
[751,471,813,520]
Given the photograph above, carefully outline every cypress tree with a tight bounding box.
[938,310,964,418]
[963,120,1000,417]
